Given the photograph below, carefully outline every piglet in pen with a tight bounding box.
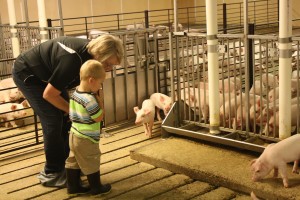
[150,93,173,121]
[0,100,29,127]
[133,99,155,137]
[0,78,24,103]
[250,134,300,188]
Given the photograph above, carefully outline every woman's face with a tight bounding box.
[102,55,120,71]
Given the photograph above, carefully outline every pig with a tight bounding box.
[267,87,279,102]
[261,97,299,119]
[172,23,183,31]
[0,100,29,127]
[184,88,209,121]
[221,93,265,128]
[126,23,144,30]
[220,93,245,123]
[150,93,173,121]
[177,88,200,113]
[262,73,278,89]
[292,70,300,79]
[250,191,260,200]
[133,99,155,137]
[0,78,24,102]
[218,78,240,94]
[249,80,266,95]
[234,104,247,130]
[263,103,300,136]
[291,78,300,93]
[250,134,300,188]
[196,78,240,94]
[228,41,244,57]
[196,81,209,90]
[218,56,235,68]
[268,85,298,103]
[188,55,207,73]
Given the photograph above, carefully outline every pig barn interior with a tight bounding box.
[1,0,300,199]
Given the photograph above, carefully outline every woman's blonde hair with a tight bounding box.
[80,60,106,81]
[87,34,124,64]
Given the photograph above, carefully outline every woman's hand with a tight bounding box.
[43,83,69,113]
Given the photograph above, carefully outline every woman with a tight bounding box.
[12,34,124,187]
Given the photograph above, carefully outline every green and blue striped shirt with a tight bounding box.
[69,89,103,143]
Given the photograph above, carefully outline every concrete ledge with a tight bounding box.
[130,137,300,200]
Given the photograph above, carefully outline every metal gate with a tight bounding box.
[162,32,300,153]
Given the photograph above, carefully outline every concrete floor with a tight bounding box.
[0,121,252,200]
[131,135,300,200]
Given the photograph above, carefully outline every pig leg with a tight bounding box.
[6,116,16,127]
[250,191,260,200]
[273,168,278,178]
[143,123,149,136]
[292,160,299,174]
[278,164,289,188]
[4,121,12,128]
[156,108,162,121]
[148,121,154,137]
[201,104,209,121]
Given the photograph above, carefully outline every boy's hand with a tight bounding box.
[96,89,104,109]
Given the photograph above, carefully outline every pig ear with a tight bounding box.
[160,95,165,102]
[11,104,17,110]
[250,159,257,167]
[256,98,263,108]
[190,94,197,104]
[21,100,29,108]
[133,106,139,114]
[268,109,274,116]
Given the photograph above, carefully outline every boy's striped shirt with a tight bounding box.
[69,89,102,143]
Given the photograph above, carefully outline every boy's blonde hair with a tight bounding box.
[80,60,106,81]
[87,34,124,64]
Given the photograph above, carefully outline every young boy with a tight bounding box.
[65,59,110,196]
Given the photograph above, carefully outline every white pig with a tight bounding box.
[150,93,173,121]
[292,70,300,79]
[184,88,209,121]
[126,23,144,30]
[250,134,300,187]
[133,99,155,137]
[0,78,24,102]
[263,103,300,136]
[220,93,244,122]
[267,87,279,102]
[261,97,299,119]
[250,80,266,95]
[196,78,240,94]
[218,79,239,94]
[262,73,278,89]
[0,100,29,127]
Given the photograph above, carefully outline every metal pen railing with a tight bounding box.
[39,1,279,37]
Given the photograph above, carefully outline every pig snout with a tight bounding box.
[21,111,27,117]
[252,175,260,182]
[135,119,142,125]
[164,106,171,113]
[9,96,17,101]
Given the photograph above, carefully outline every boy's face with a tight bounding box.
[90,77,105,93]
